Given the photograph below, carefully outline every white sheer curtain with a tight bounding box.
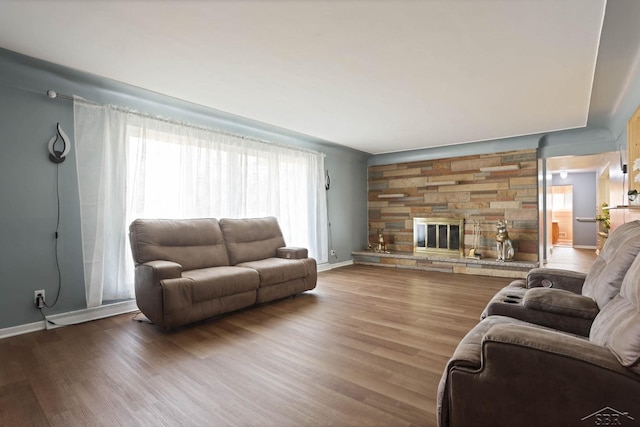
[74,99,327,307]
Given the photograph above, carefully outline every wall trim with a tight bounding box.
[318,260,354,272]
[0,300,139,339]
[0,321,45,340]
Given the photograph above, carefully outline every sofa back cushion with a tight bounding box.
[220,217,286,265]
[590,251,640,374]
[129,218,229,270]
[582,220,640,309]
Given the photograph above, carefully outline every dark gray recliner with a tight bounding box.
[481,220,640,336]
[438,250,640,427]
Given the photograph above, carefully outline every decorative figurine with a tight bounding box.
[377,228,386,252]
[495,220,514,262]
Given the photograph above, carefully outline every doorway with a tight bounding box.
[551,185,573,246]
[542,151,619,270]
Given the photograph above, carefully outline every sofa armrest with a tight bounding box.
[138,260,183,280]
[276,247,308,259]
[522,288,599,319]
[526,267,586,293]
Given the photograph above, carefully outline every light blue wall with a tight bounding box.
[0,48,369,330]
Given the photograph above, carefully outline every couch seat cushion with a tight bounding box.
[237,258,308,287]
[183,266,259,303]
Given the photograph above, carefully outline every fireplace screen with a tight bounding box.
[414,218,464,258]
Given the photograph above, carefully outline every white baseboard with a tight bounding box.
[0,321,45,340]
[318,259,354,272]
[0,300,139,339]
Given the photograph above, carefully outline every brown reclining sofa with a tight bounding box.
[129,216,317,330]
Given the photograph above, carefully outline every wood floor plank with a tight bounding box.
[0,265,512,426]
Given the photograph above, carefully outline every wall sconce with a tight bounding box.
[560,170,568,179]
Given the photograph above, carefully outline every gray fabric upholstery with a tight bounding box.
[523,287,599,319]
[130,218,229,270]
[482,286,593,336]
[183,266,259,303]
[482,220,640,335]
[526,268,586,292]
[590,252,640,373]
[583,220,640,308]
[438,260,640,427]
[129,217,316,330]
[220,217,286,265]
[238,257,318,303]
[276,247,308,259]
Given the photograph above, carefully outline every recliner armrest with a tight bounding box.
[522,288,599,319]
[526,267,586,293]
[276,247,308,259]
[483,323,626,372]
[442,323,639,427]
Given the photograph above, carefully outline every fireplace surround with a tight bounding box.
[413,217,465,258]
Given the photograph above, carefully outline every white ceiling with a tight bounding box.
[0,0,621,155]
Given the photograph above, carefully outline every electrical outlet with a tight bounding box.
[34,290,45,306]
[330,249,337,258]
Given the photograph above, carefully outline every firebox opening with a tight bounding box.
[414,218,464,258]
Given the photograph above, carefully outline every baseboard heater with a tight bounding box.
[45,300,138,330]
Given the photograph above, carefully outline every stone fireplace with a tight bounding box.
[414,218,464,258]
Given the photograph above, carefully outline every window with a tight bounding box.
[75,100,327,306]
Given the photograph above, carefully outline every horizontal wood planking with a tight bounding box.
[0,265,510,427]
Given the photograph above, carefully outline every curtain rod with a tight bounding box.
[46,90,74,101]
[48,89,324,157]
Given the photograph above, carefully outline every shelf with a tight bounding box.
[479,164,520,172]
[603,205,640,210]
[378,193,406,199]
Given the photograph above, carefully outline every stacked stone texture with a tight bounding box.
[368,149,538,261]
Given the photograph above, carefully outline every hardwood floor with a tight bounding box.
[0,265,511,427]
[544,246,597,274]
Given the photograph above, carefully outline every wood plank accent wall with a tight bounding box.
[368,149,539,261]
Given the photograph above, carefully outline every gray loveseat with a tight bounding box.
[129,216,317,330]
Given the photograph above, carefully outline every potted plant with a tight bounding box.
[595,203,610,230]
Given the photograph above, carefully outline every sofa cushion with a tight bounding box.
[237,258,310,287]
[582,220,640,309]
[130,218,229,270]
[523,288,599,319]
[220,217,287,265]
[183,266,259,303]
[590,252,640,373]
